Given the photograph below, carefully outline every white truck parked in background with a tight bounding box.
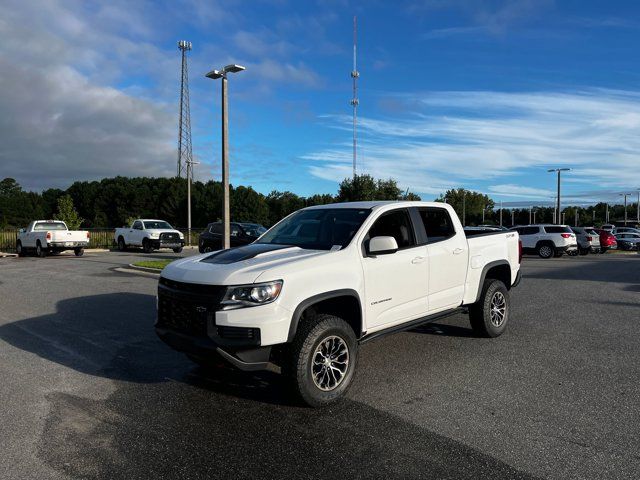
[16,220,89,257]
[114,219,184,253]
[156,201,522,407]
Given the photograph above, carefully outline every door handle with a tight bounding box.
[453,248,464,255]
[411,256,426,264]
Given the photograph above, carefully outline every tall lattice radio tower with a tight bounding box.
[177,40,193,178]
[350,16,359,178]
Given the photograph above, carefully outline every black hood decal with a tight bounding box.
[200,243,294,265]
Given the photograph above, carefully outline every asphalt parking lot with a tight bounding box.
[0,251,638,479]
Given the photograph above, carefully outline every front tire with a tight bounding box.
[469,279,510,338]
[579,248,589,256]
[173,247,183,253]
[283,314,357,408]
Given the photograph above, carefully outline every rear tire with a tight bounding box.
[283,314,358,408]
[16,241,25,257]
[74,248,84,257]
[142,239,153,253]
[537,243,554,258]
[36,241,46,258]
[117,236,127,252]
[579,248,589,256]
[469,279,510,338]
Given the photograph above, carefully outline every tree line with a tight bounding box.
[0,175,420,229]
[1,176,635,229]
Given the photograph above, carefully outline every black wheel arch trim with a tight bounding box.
[472,260,513,303]
[287,289,362,342]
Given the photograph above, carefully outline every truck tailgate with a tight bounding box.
[50,231,88,244]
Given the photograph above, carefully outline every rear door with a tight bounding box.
[416,207,468,312]
[361,208,428,331]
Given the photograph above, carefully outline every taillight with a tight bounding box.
[46,231,51,240]
[586,236,592,241]
[86,231,90,239]
[561,233,571,238]
[518,239,522,264]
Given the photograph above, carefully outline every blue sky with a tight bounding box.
[2,0,640,207]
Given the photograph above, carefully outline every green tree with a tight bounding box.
[436,189,494,225]
[54,194,84,229]
[337,174,420,202]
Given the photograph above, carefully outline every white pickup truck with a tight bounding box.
[114,219,184,253]
[16,220,89,257]
[156,201,522,407]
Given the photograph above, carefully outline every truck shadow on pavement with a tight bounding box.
[0,293,535,479]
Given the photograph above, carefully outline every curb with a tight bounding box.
[127,263,163,274]
[113,266,160,278]
[0,252,18,258]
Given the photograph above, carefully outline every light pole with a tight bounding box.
[533,209,536,224]
[499,200,503,227]
[482,205,485,223]
[637,189,640,225]
[206,64,245,249]
[510,209,514,226]
[548,168,570,225]
[529,206,532,225]
[620,193,631,226]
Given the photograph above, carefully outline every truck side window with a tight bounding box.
[367,209,415,249]
[230,224,241,237]
[210,223,222,235]
[418,208,455,244]
[133,221,143,230]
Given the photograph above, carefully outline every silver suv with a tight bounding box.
[571,227,601,255]
[511,224,578,258]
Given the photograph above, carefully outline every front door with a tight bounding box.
[361,208,429,331]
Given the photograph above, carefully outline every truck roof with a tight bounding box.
[304,201,446,210]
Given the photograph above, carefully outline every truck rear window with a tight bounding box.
[34,222,67,231]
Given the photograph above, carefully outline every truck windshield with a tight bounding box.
[143,221,173,229]
[257,208,371,250]
[34,222,67,231]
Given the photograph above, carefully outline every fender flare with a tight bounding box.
[473,260,511,303]
[287,289,362,342]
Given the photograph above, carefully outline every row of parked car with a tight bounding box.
[504,224,639,258]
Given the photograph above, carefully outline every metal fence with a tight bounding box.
[0,228,206,253]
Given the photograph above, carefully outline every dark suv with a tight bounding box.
[198,222,267,253]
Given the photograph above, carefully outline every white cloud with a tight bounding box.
[304,89,640,201]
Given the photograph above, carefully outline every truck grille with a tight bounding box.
[160,232,180,243]
[157,279,226,337]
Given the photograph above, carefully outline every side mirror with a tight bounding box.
[368,236,399,256]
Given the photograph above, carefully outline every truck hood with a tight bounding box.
[161,243,327,285]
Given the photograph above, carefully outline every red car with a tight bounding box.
[594,229,617,253]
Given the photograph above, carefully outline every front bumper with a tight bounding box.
[150,239,184,249]
[155,278,291,371]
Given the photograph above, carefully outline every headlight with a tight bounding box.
[148,233,159,238]
[221,280,283,309]
[178,232,184,239]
